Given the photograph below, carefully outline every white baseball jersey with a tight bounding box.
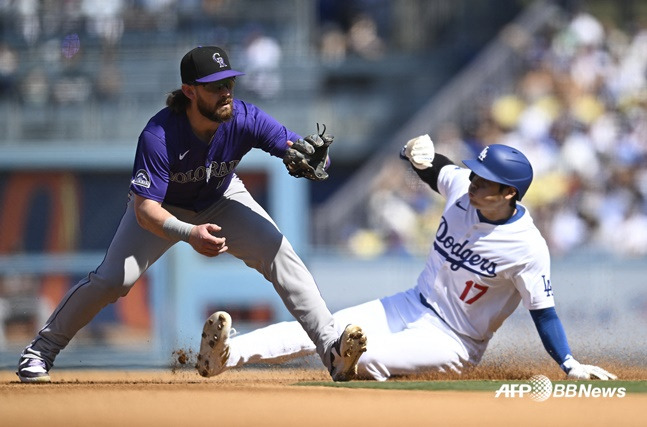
[416,165,554,342]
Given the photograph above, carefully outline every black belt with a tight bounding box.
[419,293,450,327]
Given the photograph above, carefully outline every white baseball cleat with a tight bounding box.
[329,324,367,382]
[196,311,234,378]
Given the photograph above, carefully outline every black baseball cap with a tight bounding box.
[180,46,245,84]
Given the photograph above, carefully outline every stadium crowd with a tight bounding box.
[0,3,644,257]
[359,11,647,258]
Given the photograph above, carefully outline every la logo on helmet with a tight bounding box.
[478,146,489,162]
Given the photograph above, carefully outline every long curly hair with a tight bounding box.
[166,89,190,113]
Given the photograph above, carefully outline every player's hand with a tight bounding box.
[563,358,617,380]
[189,223,228,257]
[400,134,435,169]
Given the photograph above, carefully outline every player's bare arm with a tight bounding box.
[133,195,228,257]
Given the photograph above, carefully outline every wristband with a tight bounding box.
[162,217,194,242]
[560,354,577,373]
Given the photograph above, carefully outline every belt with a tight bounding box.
[419,293,450,327]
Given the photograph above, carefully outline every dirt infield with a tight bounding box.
[1,366,645,427]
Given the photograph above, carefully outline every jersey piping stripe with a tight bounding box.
[419,293,451,327]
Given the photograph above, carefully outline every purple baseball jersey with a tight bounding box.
[130,99,301,211]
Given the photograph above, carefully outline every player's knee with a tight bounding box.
[88,271,137,301]
[251,229,284,258]
[233,233,288,276]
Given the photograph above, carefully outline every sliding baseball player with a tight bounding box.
[196,136,616,381]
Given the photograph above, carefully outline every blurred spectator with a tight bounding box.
[51,50,92,104]
[242,28,282,99]
[317,0,388,61]
[139,0,178,32]
[20,68,50,106]
[95,59,123,102]
[38,0,84,42]
[348,158,441,257]
[366,160,419,254]
[320,23,348,65]
[569,12,605,46]
[347,13,385,60]
[202,0,230,15]
[82,0,124,46]
[0,43,19,98]
[17,0,40,46]
[51,72,92,104]
[548,203,588,254]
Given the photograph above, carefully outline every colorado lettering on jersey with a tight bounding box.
[169,160,240,184]
[434,217,497,277]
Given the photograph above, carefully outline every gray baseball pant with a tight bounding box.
[22,176,338,371]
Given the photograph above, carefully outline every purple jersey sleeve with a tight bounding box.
[130,129,171,203]
[242,101,300,157]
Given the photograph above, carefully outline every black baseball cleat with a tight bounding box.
[17,356,51,383]
[329,324,367,382]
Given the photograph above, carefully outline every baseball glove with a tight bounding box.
[283,124,334,181]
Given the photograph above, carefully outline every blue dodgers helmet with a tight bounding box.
[462,144,534,200]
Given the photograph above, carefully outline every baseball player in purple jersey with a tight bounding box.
[16,46,366,383]
[195,136,617,381]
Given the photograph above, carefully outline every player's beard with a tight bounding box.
[196,94,234,123]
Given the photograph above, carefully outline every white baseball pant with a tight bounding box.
[225,287,487,381]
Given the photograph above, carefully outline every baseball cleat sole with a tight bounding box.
[332,324,367,382]
[17,373,51,383]
[196,311,232,378]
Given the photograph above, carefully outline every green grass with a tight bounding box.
[299,380,647,393]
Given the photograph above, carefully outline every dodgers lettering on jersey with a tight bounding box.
[415,165,554,342]
[129,99,300,211]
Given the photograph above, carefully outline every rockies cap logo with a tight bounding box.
[212,52,227,69]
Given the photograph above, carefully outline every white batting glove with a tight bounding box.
[562,356,617,380]
[401,134,435,170]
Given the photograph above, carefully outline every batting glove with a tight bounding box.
[400,134,435,170]
[562,356,617,380]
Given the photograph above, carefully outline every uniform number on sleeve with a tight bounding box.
[459,280,489,305]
